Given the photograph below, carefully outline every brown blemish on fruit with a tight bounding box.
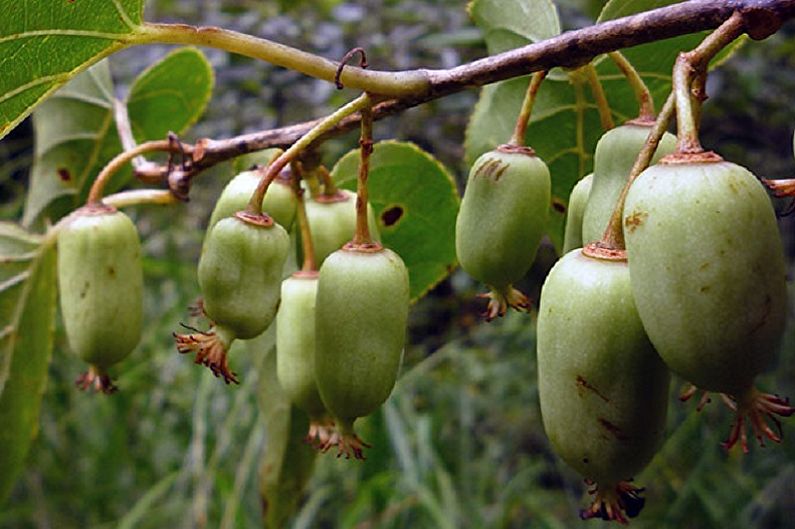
[381,206,404,227]
[576,375,610,403]
[624,210,648,232]
[749,293,772,335]
[699,262,710,270]
[699,285,710,293]
[57,168,72,181]
[598,418,629,441]
[107,266,116,277]
[80,281,90,299]
[476,159,508,181]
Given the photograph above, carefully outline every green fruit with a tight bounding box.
[581,124,676,245]
[276,272,325,417]
[208,169,297,231]
[624,160,787,394]
[315,245,409,458]
[537,249,669,522]
[562,173,593,254]
[304,190,379,266]
[58,205,143,392]
[455,145,550,318]
[177,212,289,384]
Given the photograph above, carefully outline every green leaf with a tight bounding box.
[597,0,685,22]
[126,47,214,143]
[330,141,460,302]
[0,0,145,140]
[0,224,57,504]
[467,0,560,53]
[23,48,214,227]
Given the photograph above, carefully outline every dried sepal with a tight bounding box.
[174,327,239,385]
[580,480,645,525]
[478,285,531,322]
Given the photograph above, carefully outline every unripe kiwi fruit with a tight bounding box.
[58,204,143,393]
[455,144,550,319]
[208,169,297,231]
[537,249,669,522]
[314,244,409,458]
[562,173,593,254]
[176,212,289,383]
[581,123,676,245]
[276,272,335,445]
[304,189,379,266]
[624,158,791,451]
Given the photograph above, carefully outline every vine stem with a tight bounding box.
[290,162,317,272]
[246,94,374,215]
[87,140,186,203]
[583,65,614,131]
[598,90,677,251]
[510,71,547,146]
[608,51,655,121]
[673,11,745,154]
[353,99,374,245]
[133,23,430,98]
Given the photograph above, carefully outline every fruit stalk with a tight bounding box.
[510,70,547,147]
[584,65,615,131]
[247,93,373,216]
[290,162,317,272]
[673,11,745,155]
[353,100,375,246]
[608,51,655,121]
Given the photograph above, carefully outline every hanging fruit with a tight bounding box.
[562,173,593,253]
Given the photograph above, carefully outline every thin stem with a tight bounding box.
[133,23,430,98]
[290,162,317,272]
[103,189,179,209]
[608,51,655,121]
[583,65,615,131]
[317,165,338,196]
[510,71,547,146]
[673,11,745,154]
[353,100,374,246]
[87,140,183,204]
[600,91,676,250]
[247,94,373,215]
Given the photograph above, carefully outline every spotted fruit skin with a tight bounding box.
[624,161,787,394]
[58,207,143,368]
[304,190,379,266]
[208,170,297,231]
[581,124,676,245]
[315,247,409,424]
[455,146,550,288]
[537,250,669,485]
[562,173,593,254]
[199,215,289,339]
[276,273,326,418]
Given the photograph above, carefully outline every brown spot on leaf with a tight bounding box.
[576,375,609,402]
[624,210,648,232]
[107,266,116,277]
[58,168,72,181]
[381,206,404,227]
[598,418,629,441]
[552,197,566,214]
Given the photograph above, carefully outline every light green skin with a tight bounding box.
[315,248,409,428]
[562,173,593,254]
[581,124,676,245]
[276,275,326,418]
[304,190,379,266]
[208,170,297,231]
[199,216,289,340]
[455,148,550,288]
[537,250,669,485]
[57,209,143,369]
[624,161,787,394]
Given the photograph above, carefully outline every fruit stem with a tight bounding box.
[600,90,676,250]
[290,161,317,272]
[316,165,339,197]
[584,64,615,131]
[673,11,745,154]
[608,51,655,122]
[246,93,374,215]
[103,189,180,209]
[510,70,547,146]
[353,97,375,245]
[87,140,183,204]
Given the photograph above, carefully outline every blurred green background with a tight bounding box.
[1,1,795,528]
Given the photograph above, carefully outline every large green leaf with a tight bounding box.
[467,0,560,54]
[0,0,145,140]
[330,141,460,302]
[23,48,214,227]
[465,0,712,250]
[0,224,57,503]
